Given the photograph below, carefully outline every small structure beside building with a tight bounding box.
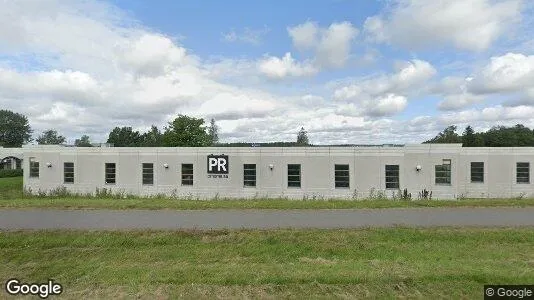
[0,147,23,170]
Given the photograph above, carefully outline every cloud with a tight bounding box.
[331,59,436,117]
[257,52,318,79]
[287,21,318,50]
[333,59,436,99]
[364,0,522,51]
[1,0,533,146]
[367,94,408,117]
[438,93,485,111]
[116,33,191,77]
[469,52,534,93]
[431,53,534,111]
[287,21,358,68]
[221,26,270,45]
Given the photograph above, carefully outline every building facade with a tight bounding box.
[22,144,534,199]
[0,147,23,170]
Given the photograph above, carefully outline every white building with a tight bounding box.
[0,147,23,170]
[18,144,534,199]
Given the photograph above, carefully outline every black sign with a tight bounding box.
[207,155,229,174]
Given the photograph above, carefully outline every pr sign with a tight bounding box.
[207,154,229,174]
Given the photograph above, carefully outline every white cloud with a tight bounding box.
[315,22,359,68]
[333,59,436,100]
[221,26,270,45]
[438,93,485,111]
[287,21,358,68]
[364,0,522,51]
[257,52,317,79]
[287,21,318,50]
[367,94,408,117]
[2,0,533,146]
[331,59,435,117]
[116,33,191,77]
[470,52,534,93]
[432,53,534,111]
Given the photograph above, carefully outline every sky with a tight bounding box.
[1,0,534,145]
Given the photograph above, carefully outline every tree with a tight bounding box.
[424,125,462,144]
[462,125,474,147]
[0,110,32,147]
[296,127,309,145]
[106,127,142,147]
[75,135,92,147]
[140,125,163,147]
[162,115,210,147]
[36,129,66,145]
[208,118,219,146]
[462,125,484,147]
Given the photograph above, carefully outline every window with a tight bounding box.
[470,162,484,183]
[142,163,154,185]
[385,165,400,189]
[335,164,350,188]
[435,159,451,185]
[64,162,74,184]
[517,162,530,184]
[244,164,256,187]
[105,163,116,184]
[182,164,194,185]
[29,157,39,178]
[288,164,301,188]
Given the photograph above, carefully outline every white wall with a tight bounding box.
[22,144,534,199]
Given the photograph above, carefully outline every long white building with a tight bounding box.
[16,144,534,199]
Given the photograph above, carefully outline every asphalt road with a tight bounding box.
[1,207,534,230]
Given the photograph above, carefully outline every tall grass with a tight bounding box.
[1,228,533,298]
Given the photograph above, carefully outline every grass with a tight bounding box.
[3,176,534,210]
[1,228,533,298]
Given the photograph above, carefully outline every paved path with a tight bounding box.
[1,208,534,230]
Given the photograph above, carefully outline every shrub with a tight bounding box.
[0,169,23,178]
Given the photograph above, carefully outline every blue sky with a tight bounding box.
[1,0,533,144]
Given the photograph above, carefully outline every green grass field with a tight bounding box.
[3,176,534,209]
[1,228,533,299]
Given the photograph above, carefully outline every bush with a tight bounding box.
[0,169,23,178]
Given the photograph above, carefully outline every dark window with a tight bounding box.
[470,162,484,183]
[288,164,301,188]
[385,165,400,189]
[142,163,154,185]
[182,164,194,185]
[244,164,256,187]
[517,162,530,184]
[335,164,350,188]
[29,157,39,178]
[435,159,451,185]
[105,163,116,184]
[64,162,74,184]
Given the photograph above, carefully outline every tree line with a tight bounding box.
[4,108,534,147]
[0,109,311,147]
[424,124,534,147]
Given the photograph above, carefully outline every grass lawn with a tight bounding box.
[1,228,533,299]
[3,176,534,210]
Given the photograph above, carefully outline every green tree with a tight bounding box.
[208,118,219,146]
[462,125,474,147]
[75,135,92,147]
[424,125,462,144]
[36,129,66,145]
[0,110,32,147]
[106,127,142,147]
[162,115,210,147]
[140,125,163,147]
[296,127,309,145]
